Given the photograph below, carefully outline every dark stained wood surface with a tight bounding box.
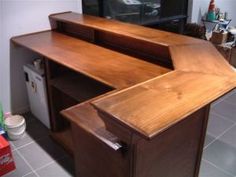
[50,128,74,155]
[93,71,236,139]
[50,12,205,46]
[12,12,236,177]
[12,12,236,140]
[170,42,235,76]
[61,102,105,132]
[50,12,235,76]
[12,31,170,89]
[134,107,209,177]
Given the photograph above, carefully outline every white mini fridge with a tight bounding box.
[23,64,51,129]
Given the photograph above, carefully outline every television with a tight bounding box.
[82,0,188,32]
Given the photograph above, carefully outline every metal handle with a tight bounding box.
[95,128,123,151]
[102,139,122,151]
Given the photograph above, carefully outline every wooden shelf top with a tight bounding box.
[50,12,235,76]
[12,31,170,89]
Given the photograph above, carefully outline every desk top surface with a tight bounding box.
[12,31,170,89]
[93,71,235,138]
[12,12,236,139]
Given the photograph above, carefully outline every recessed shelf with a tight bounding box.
[49,73,114,103]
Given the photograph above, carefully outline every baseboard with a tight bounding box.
[12,106,30,115]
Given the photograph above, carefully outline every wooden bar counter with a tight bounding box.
[12,12,236,177]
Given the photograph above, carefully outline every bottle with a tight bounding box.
[207,0,216,21]
[0,103,5,130]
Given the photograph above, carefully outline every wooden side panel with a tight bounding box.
[95,31,172,67]
[97,110,133,144]
[134,107,209,177]
[230,48,236,67]
[51,17,172,68]
[71,123,132,177]
[58,22,96,42]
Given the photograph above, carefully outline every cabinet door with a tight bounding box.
[134,107,209,177]
[230,48,236,67]
[71,123,132,177]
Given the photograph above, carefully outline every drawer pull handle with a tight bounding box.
[95,128,123,151]
[103,139,122,151]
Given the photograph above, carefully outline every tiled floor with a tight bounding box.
[200,89,236,177]
[3,113,75,177]
[3,89,236,177]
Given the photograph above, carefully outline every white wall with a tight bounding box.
[0,2,3,110]
[0,0,82,113]
[190,0,236,26]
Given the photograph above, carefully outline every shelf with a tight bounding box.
[51,128,74,155]
[49,73,113,103]
[12,30,171,89]
[202,18,231,24]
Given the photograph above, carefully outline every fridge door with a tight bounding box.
[24,65,51,129]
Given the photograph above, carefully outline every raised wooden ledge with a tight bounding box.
[49,12,235,76]
[49,12,205,46]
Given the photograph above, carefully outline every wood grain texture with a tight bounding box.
[71,122,132,177]
[49,12,235,76]
[61,102,105,135]
[50,12,205,46]
[12,12,236,140]
[61,102,132,148]
[12,12,236,177]
[12,31,170,89]
[93,71,236,139]
[170,43,235,76]
[134,107,208,177]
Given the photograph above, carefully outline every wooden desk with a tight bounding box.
[12,31,169,89]
[12,12,236,177]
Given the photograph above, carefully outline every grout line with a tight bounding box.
[205,132,216,140]
[211,90,236,107]
[13,136,49,151]
[15,149,40,177]
[204,122,236,149]
[202,159,235,177]
[10,142,16,152]
[34,161,55,172]
[223,99,236,106]
[212,99,224,107]
[211,111,236,124]
[12,141,35,152]
[14,135,68,177]
[33,155,68,173]
[209,111,235,124]
[22,171,38,177]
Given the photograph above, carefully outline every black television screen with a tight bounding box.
[83,0,188,25]
[161,0,188,18]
